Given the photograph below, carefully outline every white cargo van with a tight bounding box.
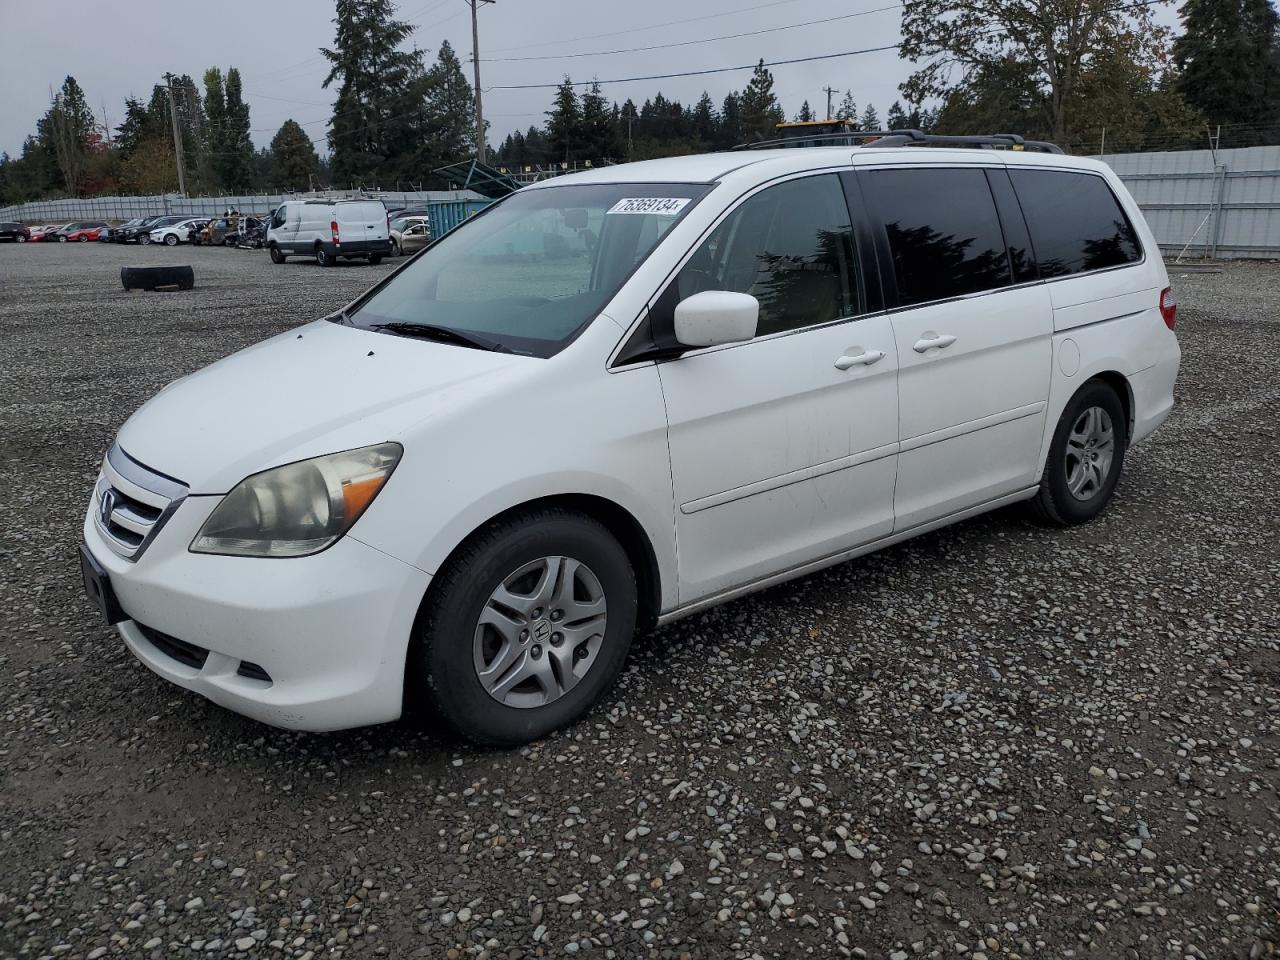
[266,199,391,266]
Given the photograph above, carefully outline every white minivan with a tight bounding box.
[266,198,391,266]
[81,136,1180,745]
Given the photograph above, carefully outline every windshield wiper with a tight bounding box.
[369,321,511,353]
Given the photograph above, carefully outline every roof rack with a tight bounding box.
[734,129,1064,155]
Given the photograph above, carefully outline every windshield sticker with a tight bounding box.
[607,197,691,216]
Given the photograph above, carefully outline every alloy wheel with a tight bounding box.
[473,556,608,709]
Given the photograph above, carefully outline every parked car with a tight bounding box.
[57,222,109,242]
[234,216,267,249]
[266,199,390,265]
[389,216,431,256]
[186,219,216,244]
[125,217,180,243]
[80,137,1180,745]
[149,218,204,246]
[0,221,32,242]
[104,219,149,242]
[28,224,66,242]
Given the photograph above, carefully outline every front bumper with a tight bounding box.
[83,490,431,732]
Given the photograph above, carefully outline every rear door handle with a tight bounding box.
[834,348,886,370]
[913,332,957,353]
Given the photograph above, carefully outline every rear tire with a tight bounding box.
[369,254,383,265]
[164,234,179,246]
[316,245,333,267]
[79,235,88,242]
[410,509,638,746]
[1031,380,1128,526]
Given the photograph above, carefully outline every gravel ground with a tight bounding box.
[1,243,1278,960]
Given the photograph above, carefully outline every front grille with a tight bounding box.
[93,444,188,561]
[136,623,209,669]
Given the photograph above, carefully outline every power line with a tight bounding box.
[482,5,902,62]
[489,45,902,90]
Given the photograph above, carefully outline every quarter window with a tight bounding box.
[864,168,1011,307]
[673,174,860,337]
[1010,169,1141,277]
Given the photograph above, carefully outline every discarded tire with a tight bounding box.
[120,265,195,292]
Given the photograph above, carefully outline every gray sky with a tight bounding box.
[0,0,1179,159]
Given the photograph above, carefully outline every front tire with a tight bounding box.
[368,254,383,265]
[411,509,638,746]
[1032,380,1128,526]
[269,244,286,264]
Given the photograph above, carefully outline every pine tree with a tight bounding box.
[719,92,743,147]
[580,81,619,159]
[859,103,880,130]
[691,92,718,145]
[797,100,815,121]
[322,0,425,185]
[836,91,858,121]
[270,119,321,190]
[1173,0,1280,132]
[221,68,254,189]
[886,100,909,130]
[740,60,784,140]
[37,76,95,194]
[422,40,477,164]
[546,77,581,162]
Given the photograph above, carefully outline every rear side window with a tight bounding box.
[864,168,1011,307]
[1010,169,1141,277]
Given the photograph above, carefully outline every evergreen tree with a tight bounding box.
[270,119,321,190]
[691,92,718,144]
[836,91,858,120]
[1173,0,1280,131]
[37,76,95,194]
[580,81,619,159]
[422,40,477,164]
[796,100,815,121]
[886,100,909,130]
[740,60,784,140]
[546,77,581,162]
[220,68,254,189]
[859,103,880,130]
[719,92,743,147]
[322,0,426,185]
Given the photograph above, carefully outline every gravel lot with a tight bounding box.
[1,243,1277,960]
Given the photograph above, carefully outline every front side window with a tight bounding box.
[672,173,860,337]
[348,182,707,357]
[1010,169,1141,277]
[864,168,1011,307]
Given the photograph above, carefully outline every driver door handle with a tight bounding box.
[913,332,957,353]
[834,348,886,370]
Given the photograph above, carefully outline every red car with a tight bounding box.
[61,222,109,242]
[28,224,66,242]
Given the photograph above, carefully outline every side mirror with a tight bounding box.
[673,290,759,348]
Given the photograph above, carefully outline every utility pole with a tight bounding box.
[164,73,188,197]
[469,0,495,165]
[823,86,837,121]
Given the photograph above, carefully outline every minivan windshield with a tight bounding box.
[346,182,709,356]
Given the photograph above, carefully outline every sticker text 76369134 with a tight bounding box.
[606,198,691,216]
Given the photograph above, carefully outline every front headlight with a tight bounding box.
[190,442,402,558]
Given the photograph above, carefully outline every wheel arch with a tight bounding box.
[1085,370,1134,440]
[413,493,663,639]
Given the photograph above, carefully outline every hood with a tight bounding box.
[118,320,532,493]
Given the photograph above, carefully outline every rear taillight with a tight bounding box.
[330,220,340,245]
[1159,287,1177,330]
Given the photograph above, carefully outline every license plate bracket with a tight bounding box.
[79,544,126,625]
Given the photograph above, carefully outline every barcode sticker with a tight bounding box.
[606,197,691,216]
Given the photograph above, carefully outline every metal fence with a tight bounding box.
[0,189,487,224]
[6,147,1278,258]
[1105,146,1280,259]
